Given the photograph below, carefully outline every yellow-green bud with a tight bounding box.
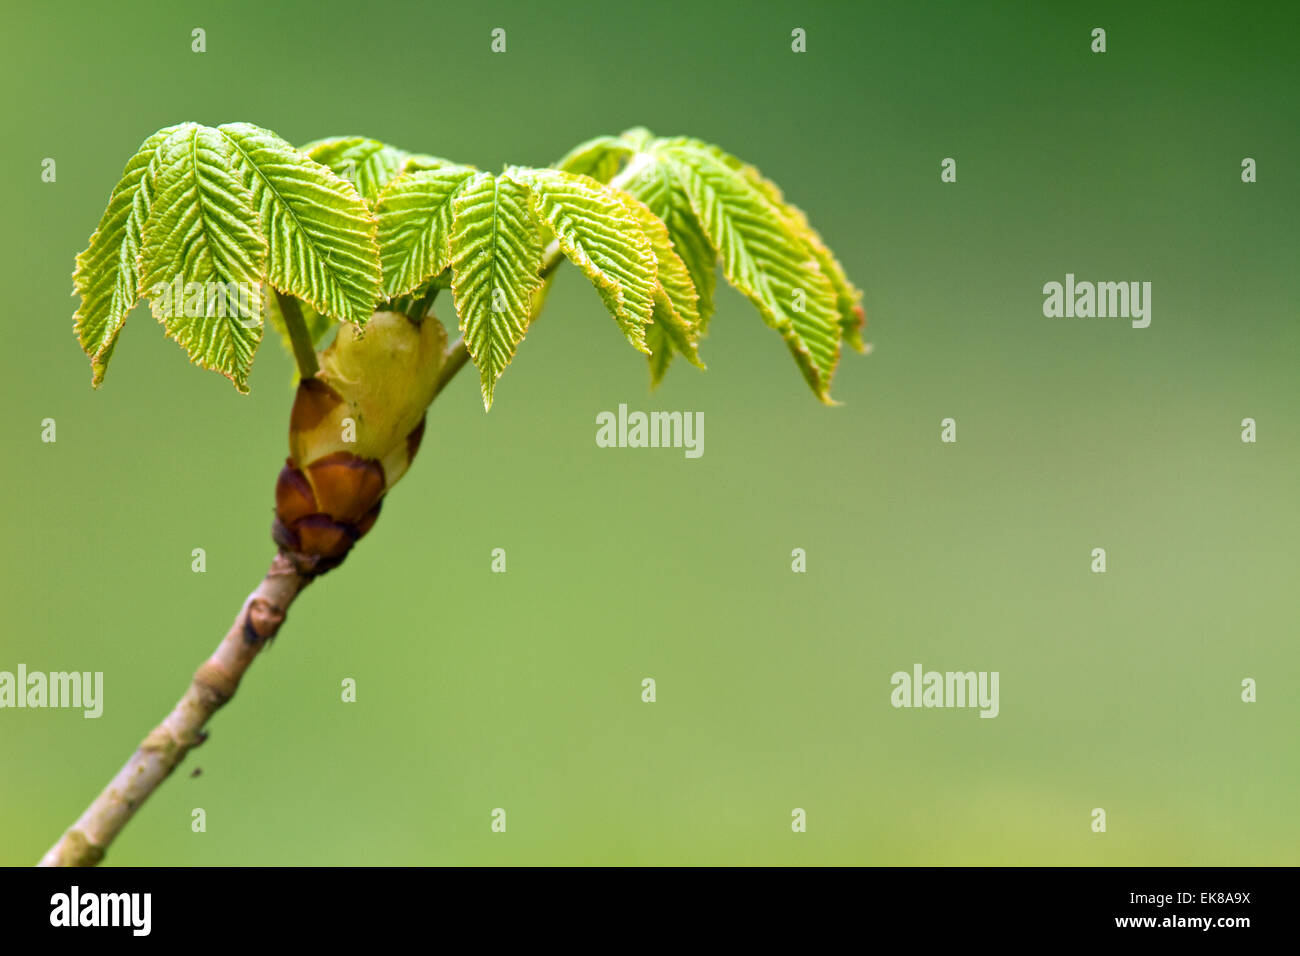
[273,312,446,574]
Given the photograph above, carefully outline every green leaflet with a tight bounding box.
[660,142,843,403]
[579,145,719,338]
[554,134,633,184]
[645,320,675,387]
[302,137,411,202]
[72,123,192,386]
[622,162,719,339]
[611,191,705,382]
[138,126,268,392]
[449,172,544,410]
[375,165,479,297]
[304,137,458,200]
[508,168,657,355]
[218,123,381,326]
[73,123,385,390]
[713,149,866,353]
[554,128,862,400]
[73,123,861,402]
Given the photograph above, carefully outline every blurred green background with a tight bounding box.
[1,0,1296,865]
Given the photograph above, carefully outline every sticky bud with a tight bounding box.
[273,312,447,575]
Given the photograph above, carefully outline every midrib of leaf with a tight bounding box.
[481,176,518,380]
[221,134,314,260]
[186,132,218,290]
[451,172,544,408]
[489,176,502,321]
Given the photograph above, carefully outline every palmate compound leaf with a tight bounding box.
[375,165,479,297]
[449,172,544,409]
[72,123,192,386]
[73,123,386,390]
[217,123,382,327]
[506,167,658,355]
[138,125,268,392]
[555,130,856,401]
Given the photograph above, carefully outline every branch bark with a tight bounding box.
[39,553,310,866]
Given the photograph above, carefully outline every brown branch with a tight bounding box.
[38,552,310,866]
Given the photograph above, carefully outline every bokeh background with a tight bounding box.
[1,0,1296,865]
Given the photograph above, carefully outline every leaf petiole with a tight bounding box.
[274,290,320,379]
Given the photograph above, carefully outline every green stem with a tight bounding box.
[274,290,320,379]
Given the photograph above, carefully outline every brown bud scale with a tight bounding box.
[271,312,447,576]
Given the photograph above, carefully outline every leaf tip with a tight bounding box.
[89,353,110,389]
